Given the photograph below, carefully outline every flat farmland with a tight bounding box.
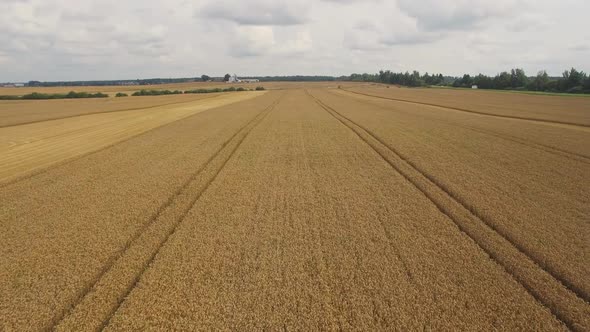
[0,84,588,331]
[0,81,355,98]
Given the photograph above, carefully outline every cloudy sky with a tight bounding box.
[1,0,588,82]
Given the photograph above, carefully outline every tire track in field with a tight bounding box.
[0,93,262,188]
[307,90,590,332]
[306,94,416,284]
[328,89,590,163]
[0,94,224,154]
[53,94,283,332]
[0,94,222,129]
[340,88,590,130]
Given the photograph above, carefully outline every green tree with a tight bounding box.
[201,75,211,82]
[529,71,549,91]
[494,71,511,89]
[510,68,528,88]
[223,73,231,82]
[562,68,585,90]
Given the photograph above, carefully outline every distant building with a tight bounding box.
[472,85,478,89]
[227,74,241,83]
[1,83,24,87]
[227,74,260,83]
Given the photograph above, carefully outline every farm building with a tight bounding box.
[227,74,260,83]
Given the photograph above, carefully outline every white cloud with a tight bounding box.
[396,0,526,31]
[198,0,310,26]
[0,0,588,81]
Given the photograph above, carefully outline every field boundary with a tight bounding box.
[53,93,283,331]
[339,87,590,129]
[329,89,590,163]
[0,93,266,188]
[307,90,590,331]
[0,94,223,129]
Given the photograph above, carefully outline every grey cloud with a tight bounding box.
[397,0,525,31]
[198,0,309,26]
[1,0,589,81]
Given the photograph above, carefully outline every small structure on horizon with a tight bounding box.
[1,83,24,87]
[472,85,478,89]
[227,74,259,83]
[228,74,241,83]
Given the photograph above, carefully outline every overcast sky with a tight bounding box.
[1,0,588,81]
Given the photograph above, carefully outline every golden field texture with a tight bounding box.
[0,81,354,98]
[0,91,264,183]
[0,85,588,331]
[0,93,222,127]
[345,85,590,126]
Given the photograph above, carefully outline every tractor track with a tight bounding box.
[307,89,590,331]
[328,89,590,163]
[0,94,254,188]
[52,93,283,332]
[339,88,590,130]
[0,94,222,129]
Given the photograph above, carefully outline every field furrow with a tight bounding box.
[308,90,590,330]
[0,93,222,128]
[0,92,264,184]
[317,87,590,293]
[0,92,275,331]
[343,86,590,126]
[54,94,282,331]
[1,84,587,331]
[102,90,564,331]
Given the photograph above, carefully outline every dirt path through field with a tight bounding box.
[0,91,265,184]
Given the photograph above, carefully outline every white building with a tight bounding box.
[472,85,478,89]
[228,74,241,83]
[227,74,259,83]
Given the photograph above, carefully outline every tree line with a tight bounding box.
[15,67,590,94]
[348,68,590,94]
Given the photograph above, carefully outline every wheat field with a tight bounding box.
[0,84,588,331]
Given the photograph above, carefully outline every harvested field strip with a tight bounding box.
[307,90,590,331]
[330,89,590,162]
[54,94,282,331]
[0,91,264,184]
[0,93,277,331]
[0,93,221,129]
[340,88,590,130]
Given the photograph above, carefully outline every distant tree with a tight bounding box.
[562,67,585,91]
[115,92,128,97]
[223,73,231,82]
[528,70,550,91]
[510,68,528,88]
[493,71,512,89]
[453,74,473,88]
[584,75,590,91]
[201,75,211,82]
[473,74,493,89]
